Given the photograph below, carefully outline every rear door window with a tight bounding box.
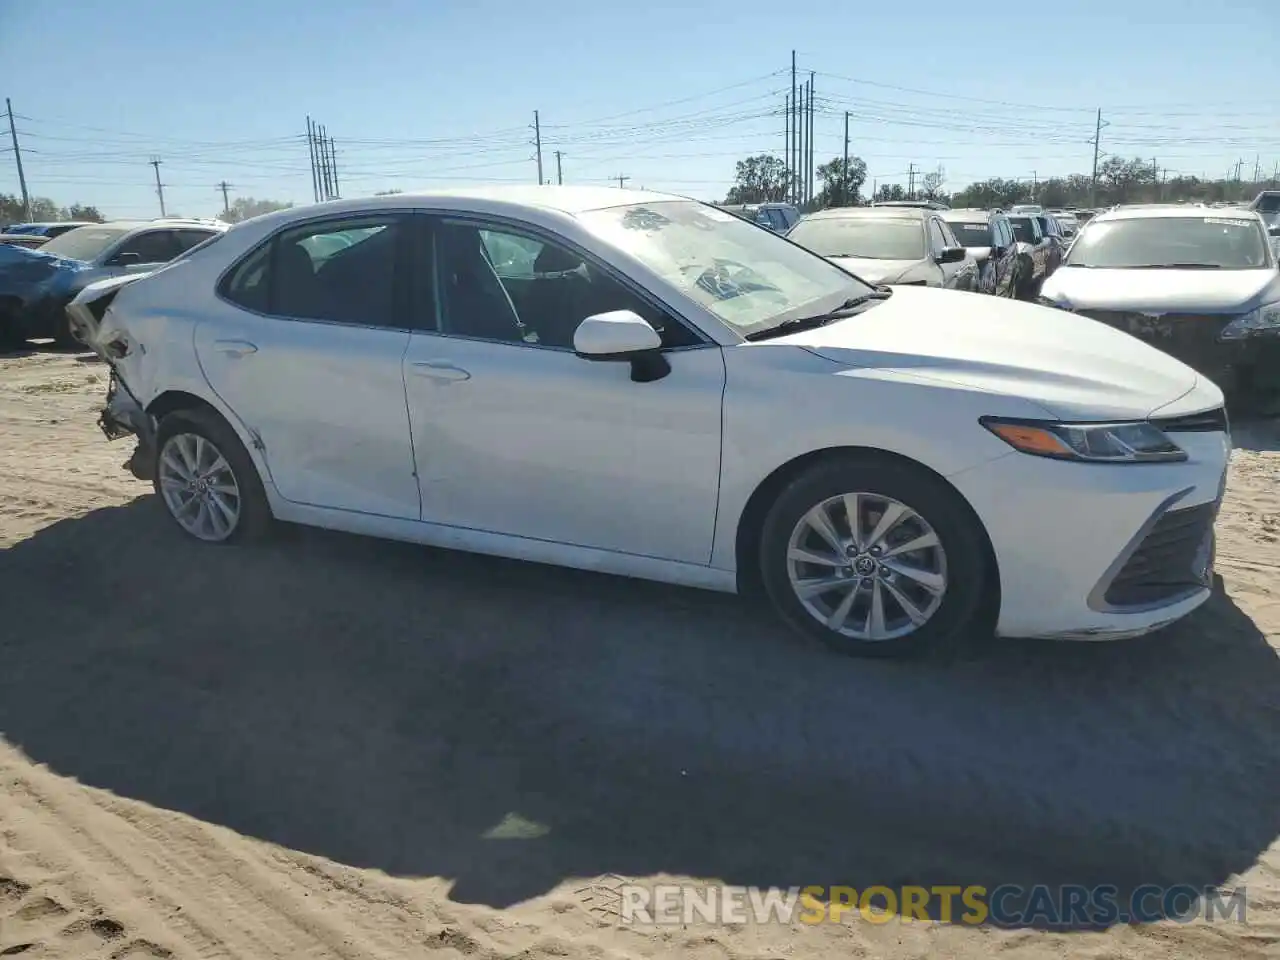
[112,229,182,264]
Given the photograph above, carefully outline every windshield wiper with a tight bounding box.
[1126,262,1224,269]
[744,291,892,342]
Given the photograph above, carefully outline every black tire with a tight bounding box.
[757,454,991,658]
[153,406,273,543]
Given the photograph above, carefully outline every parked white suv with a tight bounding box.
[69,187,1229,657]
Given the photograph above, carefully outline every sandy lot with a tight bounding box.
[1,345,1278,960]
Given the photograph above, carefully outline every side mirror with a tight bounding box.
[937,246,967,264]
[112,251,141,267]
[573,309,670,383]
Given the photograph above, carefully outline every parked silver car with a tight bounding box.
[1039,205,1280,402]
[786,207,978,289]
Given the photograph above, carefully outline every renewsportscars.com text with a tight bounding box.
[616,883,1247,927]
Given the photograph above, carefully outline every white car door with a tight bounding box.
[194,212,421,520]
[402,216,726,564]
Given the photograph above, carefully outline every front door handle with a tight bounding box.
[213,339,258,358]
[411,360,471,382]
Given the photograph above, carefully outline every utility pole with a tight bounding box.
[216,181,232,217]
[555,150,563,185]
[784,91,791,201]
[1089,108,1107,208]
[5,98,31,221]
[306,116,320,202]
[842,110,850,207]
[790,50,797,206]
[1032,170,1037,200]
[907,163,917,198]
[1253,155,1261,183]
[615,174,630,189]
[533,110,544,185]
[316,125,330,199]
[150,157,166,217]
[328,134,339,197]
[799,81,808,207]
[807,71,815,207]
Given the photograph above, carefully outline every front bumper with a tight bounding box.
[950,428,1230,640]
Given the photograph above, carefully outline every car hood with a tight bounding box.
[1041,265,1280,313]
[768,285,1203,421]
[829,256,930,285]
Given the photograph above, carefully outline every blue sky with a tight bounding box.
[1,0,1276,219]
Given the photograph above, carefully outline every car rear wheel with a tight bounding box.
[154,408,272,544]
[758,455,990,657]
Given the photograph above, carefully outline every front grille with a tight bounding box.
[1150,406,1229,433]
[1103,502,1217,607]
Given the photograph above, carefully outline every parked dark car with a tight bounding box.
[1007,215,1051,298]
[786,206,978,289]
[1033,214,1069,277]
[1,221,96,241]
[0,233,53,250]
[718,202,800,233]
[939,208,1021,297]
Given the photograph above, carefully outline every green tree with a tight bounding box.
[725,154,794,204]
[220,197,293,224]
[65,203,104,222]
[814,155,868,208]
[872,183,907,203]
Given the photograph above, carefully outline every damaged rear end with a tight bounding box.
[66,274,157,477]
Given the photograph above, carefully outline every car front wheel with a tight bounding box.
[154,407,272,543]
[758,455,990,657]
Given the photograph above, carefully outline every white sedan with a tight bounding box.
[68,187,1230,657]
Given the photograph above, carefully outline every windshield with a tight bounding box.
[39,226,130,262]
[787,216,925,260]
[1065,216,1270,269]
[577,200,873,335]
[1254,194,1280,214]
[1009,217,1037,243]
[947,221,994,247]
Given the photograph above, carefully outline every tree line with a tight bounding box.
[724,153,1277,210]
[1,193,293,228]
[1,193,103,226]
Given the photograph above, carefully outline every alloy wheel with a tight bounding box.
[785,492,948,641]
[157,432,242,542]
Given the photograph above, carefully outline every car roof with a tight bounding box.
[803,206,928,221]
[941,208,1002,220]
[1091,206,1263,223]
[298,185,681,220]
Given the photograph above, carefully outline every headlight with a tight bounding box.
[1219,302,1280,340]
[979,417,1187,463]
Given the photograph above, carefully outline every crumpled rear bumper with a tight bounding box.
[100,372,158,482]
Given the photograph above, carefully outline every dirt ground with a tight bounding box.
[1,345,1279,960]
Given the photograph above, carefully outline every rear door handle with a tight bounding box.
[411,361,471,382]
[213,339,258,358]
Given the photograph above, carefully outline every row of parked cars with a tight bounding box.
[727,199,1081,301]
[724,195,1280,409]
[0,218,227,345]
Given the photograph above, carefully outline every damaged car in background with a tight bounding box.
[68,187,1230,660]
[1039,205,1280,408]
[0,219,225,346]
